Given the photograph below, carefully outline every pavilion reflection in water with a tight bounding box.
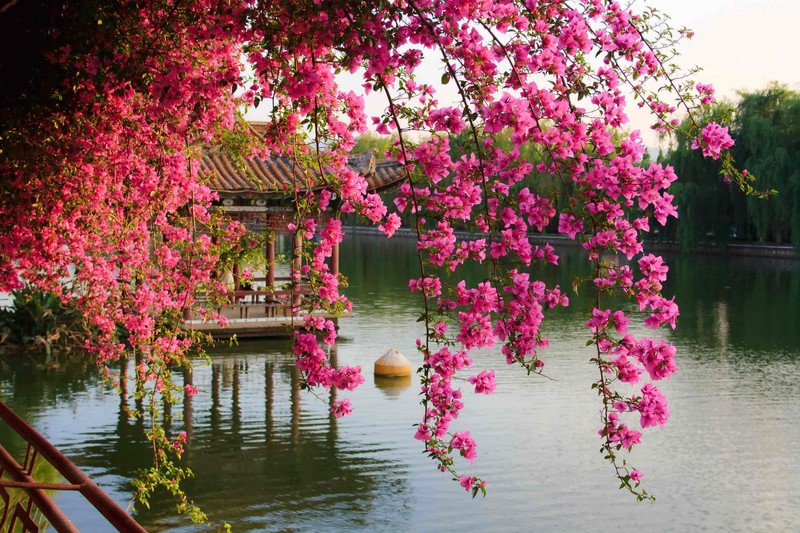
[113,343,411,530]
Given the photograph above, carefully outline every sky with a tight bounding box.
[637,0,800,144]
[647,0,800,100]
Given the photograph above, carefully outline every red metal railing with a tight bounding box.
[0,401,147,532]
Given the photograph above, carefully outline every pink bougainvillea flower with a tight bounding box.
[691,122,735,159]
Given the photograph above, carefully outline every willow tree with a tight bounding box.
[0,0,753,523]
[660,101,738,250]
[734,85,800,246]
[664,84,793,249]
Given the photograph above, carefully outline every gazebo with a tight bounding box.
[185,124,405,337]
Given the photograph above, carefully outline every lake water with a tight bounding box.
[2,235,800,531]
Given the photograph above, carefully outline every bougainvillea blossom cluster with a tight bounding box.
[0,0,752,520]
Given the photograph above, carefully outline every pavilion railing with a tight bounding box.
[0,401,147,532]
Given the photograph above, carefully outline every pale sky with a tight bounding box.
[639,0,800,144]
[648,0,800,100]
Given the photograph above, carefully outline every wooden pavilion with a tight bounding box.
[184,124,405,338]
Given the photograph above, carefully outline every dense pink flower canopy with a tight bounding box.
[0,0,741,517]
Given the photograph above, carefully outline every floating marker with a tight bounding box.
[373,348,412,377]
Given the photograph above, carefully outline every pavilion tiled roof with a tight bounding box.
[372,159,408,193]
[199,141,405,197]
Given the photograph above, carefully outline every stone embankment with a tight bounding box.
[345,225,798,260]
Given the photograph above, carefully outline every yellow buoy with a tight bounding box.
[374,348,413,377]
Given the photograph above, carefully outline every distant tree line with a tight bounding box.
[661,84,800,250]
[352,85,800,253]
[351,129,652,233]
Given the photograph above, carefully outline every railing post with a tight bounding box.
[0,402,148,533]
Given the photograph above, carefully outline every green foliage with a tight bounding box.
[664,83,800,249]
[352,133,394,158]
[356,127,652,233]
[131,443,207,524]
[733,84,800,246]
[0,288,93,356]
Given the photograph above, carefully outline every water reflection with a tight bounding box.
[1,237,799,531]
[666,254,800,350]
[130,343,413,532]
[0,346,411,531]
[374,376,413,399]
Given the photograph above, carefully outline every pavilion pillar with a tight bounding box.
[292,231,303,309]
[232,262,241,303]
[267,234,276,288]
[292,231,303,274]
[331,241,340,277]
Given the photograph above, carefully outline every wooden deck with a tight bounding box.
[183,288,340,339]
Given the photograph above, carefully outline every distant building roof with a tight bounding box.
[199,124,405,198]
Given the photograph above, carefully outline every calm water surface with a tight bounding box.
[2,235,800,532]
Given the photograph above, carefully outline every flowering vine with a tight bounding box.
[0,0,758,523]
